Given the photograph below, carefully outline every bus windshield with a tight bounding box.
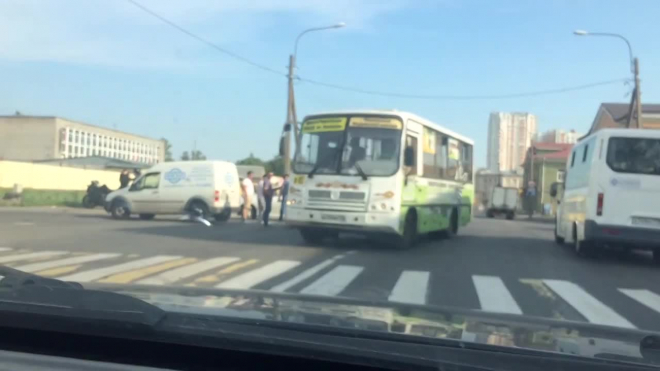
[607,137,660,176]
[293,116,402,177]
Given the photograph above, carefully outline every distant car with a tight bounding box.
[554,128,660,260]
[105,160,241,222]
[486,187,518,220]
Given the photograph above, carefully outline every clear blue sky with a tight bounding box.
[1,0,659,167]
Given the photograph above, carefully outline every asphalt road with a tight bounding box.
[1,207,660,332]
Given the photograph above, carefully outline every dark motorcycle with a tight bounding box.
[82,181,111,209]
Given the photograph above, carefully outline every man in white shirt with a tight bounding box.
[241,171,255,221]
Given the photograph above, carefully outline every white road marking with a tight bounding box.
[544,279,635,328]
[58,256,182,282]
[14,222,34,226]
[270,254,347,293]
[619,289,660,314]
[216,260,300,289]
[388,271,429,305]
[14,253,121,273]
[300,265,363,296]
[0,247,13,252]
[473,275,522,315]
[137,257,240,285]
[0,251,67,264]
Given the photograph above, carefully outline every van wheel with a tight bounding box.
[486,210,495,218]
[214,209,231,222]
[574,227,594,257]
[111,202,130,220]
[505,212,515,220]
[397,211,418,249]
[189,201,210,219]
[139,214,155,220]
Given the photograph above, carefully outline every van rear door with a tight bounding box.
[600,136,660,228]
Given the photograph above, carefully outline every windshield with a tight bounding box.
[2,0,660,366]
[607,137,660,175]
[293,116,402,177]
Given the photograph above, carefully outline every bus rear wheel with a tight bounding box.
[442,210,459,239]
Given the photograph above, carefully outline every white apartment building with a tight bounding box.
[487,112,537,172]
[0,116,164,164]
[539,129,580,144]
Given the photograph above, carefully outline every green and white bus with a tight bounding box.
[286,110,474,248]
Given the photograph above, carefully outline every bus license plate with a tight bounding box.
[632,217,660,228]
[321,214,346,222]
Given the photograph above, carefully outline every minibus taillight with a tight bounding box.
[214,190,220,202]
[597,193,604,216]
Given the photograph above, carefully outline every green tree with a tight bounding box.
[181,151,190,161]
[161,138,174,162]
[236,153,265,167]
[266,156,285,175]
[191,150,206,160]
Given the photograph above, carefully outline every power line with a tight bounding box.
[125,0,629,101]
[297,77,630,100]
[126,0,286,77]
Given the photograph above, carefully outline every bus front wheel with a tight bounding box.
[397,211,418,249]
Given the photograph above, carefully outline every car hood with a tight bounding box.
[88,283,658,364]
[106,187,128,200]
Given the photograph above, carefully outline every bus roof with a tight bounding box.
[304,109,475,145]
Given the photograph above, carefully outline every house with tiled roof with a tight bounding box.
[522,142,573,215]
[586,103,660,135]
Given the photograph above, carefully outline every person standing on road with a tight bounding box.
[262,172,274,227]
[119,169,130,189]
[279,174,290,221]
[256,177,265,221]
[241,171,255,222]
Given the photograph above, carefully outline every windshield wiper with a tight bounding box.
[0,266,165,328]
[352,162,368,181]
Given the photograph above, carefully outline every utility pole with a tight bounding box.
[283,23,345,175]
[283,55,296,175]
[634,57,643,129]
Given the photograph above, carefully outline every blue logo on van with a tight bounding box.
[165,168,186,184]
[225,172,235,186]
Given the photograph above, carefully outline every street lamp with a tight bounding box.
[282,23,345,174]
[573,29,641,128]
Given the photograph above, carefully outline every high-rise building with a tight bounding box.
[539,129,581,144]
[487,112,537,172]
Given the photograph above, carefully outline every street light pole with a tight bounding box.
[573,30,641,128]
[283,23,345,175]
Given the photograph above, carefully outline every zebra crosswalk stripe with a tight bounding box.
[619,289,660,315]
[216,260,300,289]
[299,265,363,296]
[138,257,240,285]
[58,255,182,282]
[544,279,635,329]
[14,253,121,273]
[388,271,429,305]
[0,251,67,264]
[473,275,522,315]
[0,247,13,252]
[270,253,347,293]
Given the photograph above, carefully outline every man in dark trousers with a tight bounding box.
[279,174,290,221]
[262,172,274,227]
[119,169,130,189]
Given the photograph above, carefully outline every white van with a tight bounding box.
[554,128,660,260]
[105,161,241,222]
